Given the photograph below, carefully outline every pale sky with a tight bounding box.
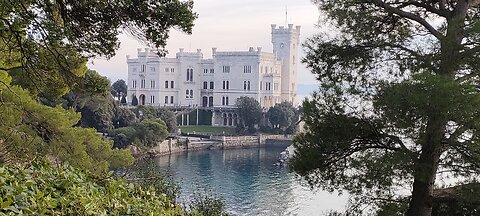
[88,0,321,85]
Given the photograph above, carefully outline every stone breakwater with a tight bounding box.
[139,134,293,157]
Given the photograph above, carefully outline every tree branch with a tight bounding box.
[396,1,451,17]
[369,0,444,39]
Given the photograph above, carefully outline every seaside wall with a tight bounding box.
[148,139,186,156]
[147,134,293,157]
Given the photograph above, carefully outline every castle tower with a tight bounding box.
[271,24,300,103]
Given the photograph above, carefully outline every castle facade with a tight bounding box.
[126,24,300,126]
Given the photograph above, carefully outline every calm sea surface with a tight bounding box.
[144,147,347,216]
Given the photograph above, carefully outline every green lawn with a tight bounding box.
[179,125,236,135]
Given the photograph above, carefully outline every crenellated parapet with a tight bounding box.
[176,48,203,59]
[271,24,301,35]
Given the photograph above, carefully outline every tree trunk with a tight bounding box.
[406,116,445,216]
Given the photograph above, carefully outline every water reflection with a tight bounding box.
[145,147,346,215]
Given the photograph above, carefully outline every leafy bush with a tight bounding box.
[188,192,229,216]
[110,118,169,149]
[0,161,192,215]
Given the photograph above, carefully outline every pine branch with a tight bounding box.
[369,0,444,39]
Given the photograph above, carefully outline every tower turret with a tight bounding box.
[271,24,300,103]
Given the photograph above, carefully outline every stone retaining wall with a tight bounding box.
[146,134,293,157]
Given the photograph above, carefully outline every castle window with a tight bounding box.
[165,81,169,88]
[171,81,174,88]
[186,68,194,81]
[203,81,208,89]
[185,90,189,98]
[171,68,175,73]
[151,80,155,88]
[208,96,213,107]
[141,80,145,88]
[222,96,230,106]
[222,66,230,73]
[170,96,174,104]
[132,80,137,88]
[243,81,251,91]
[204,69,208,73]
[150,96,155,104]
[202,97,208,107]
[210,69,214,73]
[164,96,168,104]
[165,68,169,72]
[210,81,214,89]
[260,81,263,90]
[243,65,252,73]
[190,90,194,98]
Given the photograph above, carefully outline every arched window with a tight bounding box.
[247,81,251,90]
[190,90,193,98]
[208,96,213,107]
[203,81,208,89]
[185,90,189,98]
[228,113,233,126]
[202,96,208,107]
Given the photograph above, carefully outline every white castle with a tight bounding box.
[126,24,300,126]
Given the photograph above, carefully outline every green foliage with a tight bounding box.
[188,192,229,216]
[134,119,169,148]
[135,106,178,133]
[293,1,480,215]
[120,96,127,105]
[57,70,115,132]
[131,95,139,106]
[113,106,137,128]
[0,161,190,215]
[267,102,298,134]
[1,0,196,99]
[110,118,169,148]
[0,72,133,175]
[111,79,127,100]
[236,96,262,134]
